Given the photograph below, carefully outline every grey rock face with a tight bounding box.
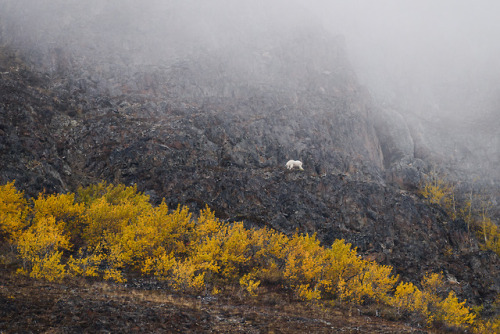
[375,108,414,168]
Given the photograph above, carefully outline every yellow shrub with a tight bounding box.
[282,233,329,300]
[480,217,500,256]
[143,251,176,277]
[420,175,453,207]
[474,316,500,334]
[77,182,110,205]
[189,221,252,282]
[320,239,393,304]
[144,213,260,288]
[18,251,66,282]
[82,195,149,246]
[296,283,321,301]
[0,181,29,242]
[17,216,71,260]
[145,252,205,292]
[118,203,193,270]
[283,233,325,285]
[67,245,104,278]
[421,272,446,298]
[192,206,224,243]
[343,262,398,304]
[103,267,127,283]
[392,281,419,314]
[391,272,474,329]
[188,234,221,276]
[250,227,289,261]
[437,291,476,327]
[78,182,151,244]
[418,272,447,324]
[322,239,366,296]
[248,227,289,283]
[218,222,253,279]
[170,258,206,292]
[239,273,260,297]
[280,234,396,303]
[16,216,71,281]
[391,280,430,322]
[32,192,85,242]
[77,182,150,207]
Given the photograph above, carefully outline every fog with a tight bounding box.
[299,1,500,121]
[2,1,498,116]
[300,1,500,183]
[1,0,499,176]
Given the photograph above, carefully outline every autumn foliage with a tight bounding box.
[0,181,29,242]
[0,181,478,330]
[420,172,500,258]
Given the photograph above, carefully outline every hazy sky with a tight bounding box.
[301,1,500,69]
[1,0,499,119]
[300,0,500,115]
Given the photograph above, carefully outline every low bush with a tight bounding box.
[0,181,477,330]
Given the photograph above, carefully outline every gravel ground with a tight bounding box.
[0,270,430,333]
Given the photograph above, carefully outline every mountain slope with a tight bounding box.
[0,0,499,310]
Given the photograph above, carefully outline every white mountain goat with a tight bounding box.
[286,160,304,170]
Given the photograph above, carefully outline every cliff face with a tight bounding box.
[0,1,499,306]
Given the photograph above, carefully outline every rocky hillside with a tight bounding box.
[0,0,499,311]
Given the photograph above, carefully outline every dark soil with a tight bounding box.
[0,270,429,333]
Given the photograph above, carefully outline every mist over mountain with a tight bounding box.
[303,0,500,182]
[0,0,499,313]
[0,0,384,176]
[3,0,496,183]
